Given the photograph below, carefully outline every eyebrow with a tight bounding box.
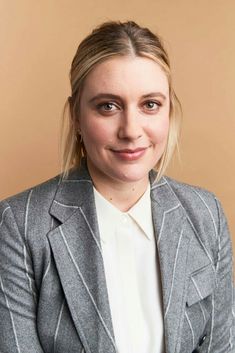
[88,92,167,103]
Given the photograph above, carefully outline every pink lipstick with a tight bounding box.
[111,147,147,161]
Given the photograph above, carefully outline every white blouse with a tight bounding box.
[93,183,165,353]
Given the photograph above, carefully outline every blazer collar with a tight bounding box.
[49,160,93,224]
[49,160,182,224]
[47,161,202,353]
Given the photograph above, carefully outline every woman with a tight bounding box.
[0,21,234,353]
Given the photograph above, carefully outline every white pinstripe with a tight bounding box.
[157,204,181,245]
[23,245,37,301]
[0,274,21,353]
[0,206,10,227]
[229,328,233,350]
[207,293,215,353]
[214,198,233,349]
[79,207,103,255]
[150,181,167,190]
[229,277,234,350]
[199,301,206,324]
[59,227,116,350]
[185,311,195,349]
[54,200,79,209]
[215,198,222,273]
[191,277,207,323]
[42,218,54,283]
[192,190,218,238]
[191,276,203,300]
[164,178,216,273]
[24,189,33,242]
[215,234,221,273]
[42,258,51,283]
[232,277,235,318]
[23,190,36,301]
[164,229,184,318]
[54,299,65,353]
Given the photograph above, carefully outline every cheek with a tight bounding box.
[82,119,116,146]
[149,117,170,144]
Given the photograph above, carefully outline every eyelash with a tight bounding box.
[144,101,162,110]
[97,102,117,111]
[96,100,162,112]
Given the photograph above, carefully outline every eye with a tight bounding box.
[143,100,162,111]
[97,102,118,112]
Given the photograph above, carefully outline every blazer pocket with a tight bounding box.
[186,264,217,307]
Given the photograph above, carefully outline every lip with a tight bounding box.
[111,147,148,161]
[113,147,147,153]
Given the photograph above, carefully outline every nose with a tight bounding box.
[117,108,143,140]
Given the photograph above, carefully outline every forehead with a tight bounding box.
[82,56,169,97]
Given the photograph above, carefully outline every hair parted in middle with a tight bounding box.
[60,20,182,181]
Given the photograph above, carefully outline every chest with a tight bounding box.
[35,229,215,353]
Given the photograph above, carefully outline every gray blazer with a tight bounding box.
[0,162,234,353]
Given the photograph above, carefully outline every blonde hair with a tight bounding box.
[60,20,182,181]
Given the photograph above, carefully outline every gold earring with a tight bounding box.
[76,130,83,143]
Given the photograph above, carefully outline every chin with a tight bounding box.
[113,168,150,184]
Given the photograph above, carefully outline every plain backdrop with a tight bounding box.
[1,0,234,259]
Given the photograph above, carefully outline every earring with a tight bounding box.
[76,130,83,143]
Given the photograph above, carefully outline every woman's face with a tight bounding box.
[78,55,170,186]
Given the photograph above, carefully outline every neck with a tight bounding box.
[87,168,149,212]
[94,180,149,212]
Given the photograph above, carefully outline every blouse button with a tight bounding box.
[122,215,129,224]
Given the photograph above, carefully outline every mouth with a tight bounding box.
[110,147,149,161]
[113,147,147,153]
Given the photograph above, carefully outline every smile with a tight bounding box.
[110,147,148,161]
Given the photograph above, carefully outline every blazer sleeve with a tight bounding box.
[0,200,45,353]
[204,196,235,352]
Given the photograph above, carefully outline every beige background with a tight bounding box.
[1,1,234,257]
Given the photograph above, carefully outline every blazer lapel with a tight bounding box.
[47,164,117,353]
[150,172,192,353]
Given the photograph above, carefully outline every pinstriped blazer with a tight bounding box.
[0,162,234,353]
